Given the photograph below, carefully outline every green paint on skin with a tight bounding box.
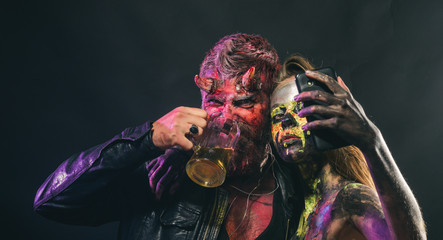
[271,101,309,153]
[344,182,361,190]
[296,177,321,238]
[293,160,325,239]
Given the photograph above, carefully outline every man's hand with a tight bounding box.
[152,107,208,150]
[295,70,379,151]
[146,147,192,200]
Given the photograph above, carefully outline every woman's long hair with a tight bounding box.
[277,54,375,190]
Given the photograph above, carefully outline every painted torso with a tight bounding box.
[294,164,371,240]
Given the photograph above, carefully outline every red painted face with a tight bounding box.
[200,68,271,177]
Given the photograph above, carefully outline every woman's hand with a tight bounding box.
[295,70,379,150]
[295,70,427,239]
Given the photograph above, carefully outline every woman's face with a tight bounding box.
[270,77,315,162]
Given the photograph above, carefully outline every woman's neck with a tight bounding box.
[298,158,347,196]
[297,155,325,193]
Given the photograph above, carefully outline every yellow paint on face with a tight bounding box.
[271,101,308,152]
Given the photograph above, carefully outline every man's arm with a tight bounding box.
[34,106,207,225]
[33,121,164,225]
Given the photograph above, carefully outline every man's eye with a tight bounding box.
[206,99,223,107]
[235,99,254,108]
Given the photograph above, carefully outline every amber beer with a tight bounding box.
[186,146,233,187]
[185,113,239,188]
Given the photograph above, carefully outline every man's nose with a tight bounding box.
[281,113,298,129]
[221,104,235,119]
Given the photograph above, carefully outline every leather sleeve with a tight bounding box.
[33,121,165,226]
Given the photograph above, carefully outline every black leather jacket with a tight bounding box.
[34,121,303,240]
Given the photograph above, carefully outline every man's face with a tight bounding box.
[270,78,315,162]
[200,68,271,176]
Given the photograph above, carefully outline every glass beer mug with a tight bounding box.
[186,113,240,188]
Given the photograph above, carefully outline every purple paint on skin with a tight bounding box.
[303,191,340,239]
[297,109,305,117]
[315,205,331,229]
[294,94,300,102]
[359,211,391,238]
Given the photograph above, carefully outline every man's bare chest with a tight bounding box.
[225,194,273,239]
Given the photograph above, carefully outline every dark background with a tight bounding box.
[2,0,442,239]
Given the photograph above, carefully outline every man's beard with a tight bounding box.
[226,121,270,178]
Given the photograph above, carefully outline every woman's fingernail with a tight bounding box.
[298,109,305,117]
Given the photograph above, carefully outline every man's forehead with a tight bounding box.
[271,79,299,108]
[198,66,271,100]
[205,86,258,99]
[200,68,220,79]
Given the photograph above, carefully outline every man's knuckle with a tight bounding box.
[175,111,185,119]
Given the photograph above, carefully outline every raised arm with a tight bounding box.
[359,129,426,239]
[295,70,426,239]
[34,106,207,225]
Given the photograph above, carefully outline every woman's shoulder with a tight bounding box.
[328,182,390,239]
[331,182,383,218]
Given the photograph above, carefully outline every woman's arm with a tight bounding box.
[360,129,426,239]
[296,70,426,239]
[330,183,391,240]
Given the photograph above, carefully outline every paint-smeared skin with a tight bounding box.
[271,100,316,163]
[199,67,276,240]
[271,101,306,149]
[201,69,271,177]
[291,70,426,239]
[294,164,389,240]
[330,184,389,239]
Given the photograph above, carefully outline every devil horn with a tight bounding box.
[195,75,217,93]
[237,67,260,92]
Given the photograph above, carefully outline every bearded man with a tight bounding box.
[34,33,303,240]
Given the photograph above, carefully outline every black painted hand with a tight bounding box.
[295,70,379,150]
[146,147,192,200]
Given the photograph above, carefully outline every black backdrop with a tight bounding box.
[3,0,442,239]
